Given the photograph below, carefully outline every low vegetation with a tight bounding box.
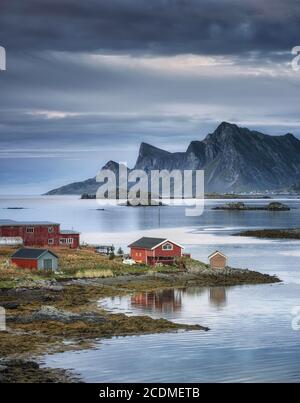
[74,269,114,278]
[0,246,184,287]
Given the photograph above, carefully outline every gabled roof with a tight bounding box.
[11,248,58,260]
[128,237,167,249]
[128,237,183,250]
[208,250,228,260]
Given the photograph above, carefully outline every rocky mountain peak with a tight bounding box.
[46,122,300,195]
[138,142,170,157]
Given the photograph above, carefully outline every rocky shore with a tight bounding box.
[0,262,280,383]
[0,359,77,383]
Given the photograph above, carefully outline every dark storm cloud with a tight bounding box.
[1,0,300,193]
[1,0,300,57]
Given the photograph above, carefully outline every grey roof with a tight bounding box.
[11,248,58,259]
[128,237,167,249]
[60,229,80,234]
[0,219,59,227]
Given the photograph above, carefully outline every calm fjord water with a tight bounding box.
[1,196,300,382]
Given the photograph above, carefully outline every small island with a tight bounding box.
[236,228,300,239]
[212,202,290,211]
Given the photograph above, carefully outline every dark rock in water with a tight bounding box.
[267,202,290,211]
[213,202,247,210]
[3,207,26,210]
[81,193,96,199]
[213,202,290,211]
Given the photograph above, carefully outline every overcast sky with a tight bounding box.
[0,0,300,194]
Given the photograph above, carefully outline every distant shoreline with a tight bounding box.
[236,228,300,239]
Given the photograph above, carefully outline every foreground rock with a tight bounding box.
[213,202,290,211]
[0,359,76,383]
[8,305,108,324]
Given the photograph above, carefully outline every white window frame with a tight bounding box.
[67,238,73,244]
[26,227,34,233]
[48,227,54,233]
[59,238,67,244]
[48,238,54,245]
[162,242,173,251]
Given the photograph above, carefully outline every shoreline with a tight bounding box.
[0,266,280,383]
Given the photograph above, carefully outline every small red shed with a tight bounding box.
[128,237,183,266]
[11,248,59,271]
[208,251,227,269]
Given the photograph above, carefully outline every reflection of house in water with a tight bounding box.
[209,287,227,307]
[131,289,182,313]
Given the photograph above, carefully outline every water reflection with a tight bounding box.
[131,289,182,313]
[130,286,227,314]
[209,287,227,307]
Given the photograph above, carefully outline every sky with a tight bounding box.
[0,0,300,194]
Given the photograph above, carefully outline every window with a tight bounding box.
[26,227,34,233]
[162,243,173,251]
[48,227,54,233]
[48,239,54,245]
[67,238,73,244]
[59,238,66,244]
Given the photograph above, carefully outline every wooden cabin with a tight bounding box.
[208,251,227,269]
[11,248,59,271]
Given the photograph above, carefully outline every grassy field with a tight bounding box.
[0,246,183,287]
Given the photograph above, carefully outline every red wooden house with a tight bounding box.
[128,237,183,266]
[0,220,80,249]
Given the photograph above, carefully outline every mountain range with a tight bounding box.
[46,122,300,195]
